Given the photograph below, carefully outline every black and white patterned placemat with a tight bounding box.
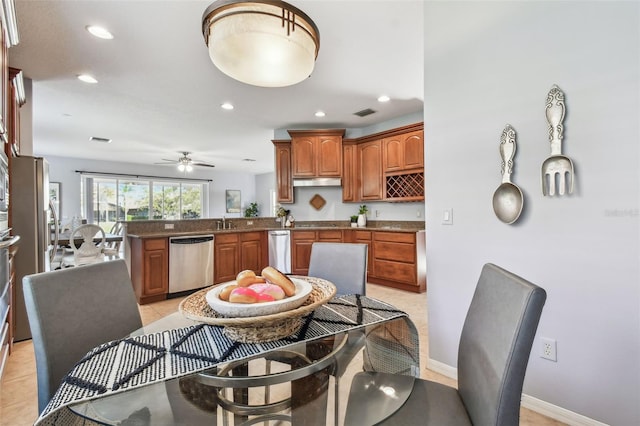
[35,295,416,426]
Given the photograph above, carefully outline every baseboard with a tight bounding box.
[426,357,608,426]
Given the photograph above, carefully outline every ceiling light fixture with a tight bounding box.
[377,95,390,103]
[315,111,326,117]
[202,0,320,87]
[86,25,114,40]
[221,102,234,110]
[77,74,98,84]
[178,156,194,172]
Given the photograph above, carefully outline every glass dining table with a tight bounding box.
[36,292,420,426]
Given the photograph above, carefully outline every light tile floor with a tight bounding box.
[0,284,565,425]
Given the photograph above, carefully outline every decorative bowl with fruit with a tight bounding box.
[205,267,313,317]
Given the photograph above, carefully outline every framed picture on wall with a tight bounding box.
[226,190,241,213]
[50,182,61,220]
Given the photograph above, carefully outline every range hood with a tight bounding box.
[292,177,342,187]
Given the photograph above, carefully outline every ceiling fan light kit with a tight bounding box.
[157,152,215,172]
[202,0,320,87]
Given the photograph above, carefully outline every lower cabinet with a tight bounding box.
[291,230,343,275]
[214,233,239,283]
[368,231,426,293]
[130,237,169,304]
[215,232,267,284]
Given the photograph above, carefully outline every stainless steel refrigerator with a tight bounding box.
[11,156,51,341]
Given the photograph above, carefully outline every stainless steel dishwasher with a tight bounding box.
[169,235,214,293]
[268,230,291,273]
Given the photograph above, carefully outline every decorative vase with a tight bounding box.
[350,222,357,228]
[357,214,367,227]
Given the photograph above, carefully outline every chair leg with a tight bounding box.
[335,375,340,426]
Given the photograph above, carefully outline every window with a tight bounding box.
[82,175,208,230]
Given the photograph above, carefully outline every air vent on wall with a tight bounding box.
[354,108,377,117]
[89,136,112,143]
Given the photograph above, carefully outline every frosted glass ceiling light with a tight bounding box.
[202,0,320,87]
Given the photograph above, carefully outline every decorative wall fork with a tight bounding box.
[541,85,574,196]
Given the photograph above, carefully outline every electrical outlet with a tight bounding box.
[540,337,557,361]
[247,221,253,225]
[164,223,174,230]
[375,210,380,218]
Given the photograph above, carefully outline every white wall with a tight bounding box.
[44,155,257,222]
[424,2,639,425]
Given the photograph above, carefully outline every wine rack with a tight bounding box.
[385,172,424,201]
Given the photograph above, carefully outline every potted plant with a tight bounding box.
[350,215,359,228]
[244,202,259,218]
[357,205,368,227]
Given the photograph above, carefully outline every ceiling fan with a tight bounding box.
[155,151,215,172]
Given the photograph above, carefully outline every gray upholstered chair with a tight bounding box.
[308,242,368,295]
[307,242,369,424]
[23,259,143,413]
[344,263,547,426]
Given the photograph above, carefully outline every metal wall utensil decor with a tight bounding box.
[542,85,574,196]
[492,124,524,224]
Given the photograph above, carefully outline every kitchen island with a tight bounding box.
[124,218,425,304]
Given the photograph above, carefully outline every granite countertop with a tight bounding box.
[126,222,423,239]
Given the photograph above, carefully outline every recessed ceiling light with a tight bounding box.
[315,111,326,117]
[77,74,98,84]
[221,102,234,110]
[377,95,390,103]
[86,25,114,40]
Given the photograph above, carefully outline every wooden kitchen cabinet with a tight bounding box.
[357,139,384,201]
[368,231,426,293]
[6,68,24,157]
[383,129,424,172]
[130,238,169,304]
[342,140,357,202]
[291,229,344,275]
[289,129,344,178]
[273,141,293,204]
[215,232,268,283]
[214,233,239,283]
[239,231,267,273]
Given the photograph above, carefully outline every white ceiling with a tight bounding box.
[9,0,424,174]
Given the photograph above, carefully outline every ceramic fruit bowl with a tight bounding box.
[205,277,312,318]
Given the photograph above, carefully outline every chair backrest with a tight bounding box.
[308,242,368,296]
[104,222,124,253]
[23,259,143,413]
[71,224,106,266]
[457,263,546,426]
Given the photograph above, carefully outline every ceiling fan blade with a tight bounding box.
[192,162,215,168]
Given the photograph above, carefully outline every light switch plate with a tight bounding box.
[442,208,453,225]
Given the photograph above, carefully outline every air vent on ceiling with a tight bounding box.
[89,136,112,143]
[353,108,377,117]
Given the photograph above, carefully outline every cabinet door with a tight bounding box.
[274,142,293,203]
[358,140,384,200]
[342,143,357,202]
[291,136,316,177]
[291,231,315,275]
[240,232,263,274]
[316,135,342,177]
[143,249,168,296]
[383,136,403,172]
[215,243,239,283]
[403,130,424,170]
[317,230,342,242]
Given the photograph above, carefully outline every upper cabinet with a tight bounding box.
[383,130,424,172]
[358,139,384,201]
[0,0,19,152]
[7,68,25,157]
[289,129,344,178]
[273,140,294,204]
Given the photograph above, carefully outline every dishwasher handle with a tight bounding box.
[170,236,214,245]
